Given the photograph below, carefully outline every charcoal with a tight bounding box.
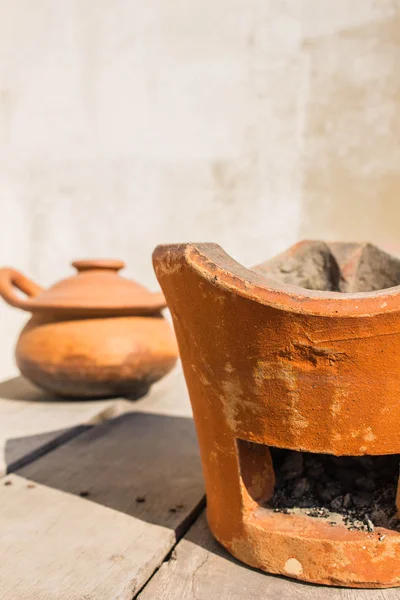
[281,452,304,480]
[343,493,353,508]
[330,496,343,511]
[266,449,399,532]
[292,477,311,499]
[356,477,375,491]
[352,492,372,509]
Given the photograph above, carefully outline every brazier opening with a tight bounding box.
[238,440,400,533]
[267,449,400,532]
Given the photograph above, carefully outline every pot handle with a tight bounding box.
[0,268,44,311]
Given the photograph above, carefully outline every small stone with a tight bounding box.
[330,496,343,512]
[318,486,334,504]
[366,517,374,532]
[370,508,387,526]
[318,481,342,504]
[343,493,353,508]
[291,477,310,499]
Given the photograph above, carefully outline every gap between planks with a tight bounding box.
[138,512,399,600]
[0,365,190,476]
[0,366,204,599]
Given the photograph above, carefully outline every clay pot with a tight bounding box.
[0,259,178,398]
[153,241,400,588]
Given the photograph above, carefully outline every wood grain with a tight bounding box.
[0,365,191,475]
[0,376,130,476]
[17,409,204,531]
[0,474,181,600]
[139,513,399,600]
[0,367,205,599]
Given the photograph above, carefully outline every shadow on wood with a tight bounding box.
[4,426,89,473]
[0,375,148,402]
[139,513,395,600]
[16,412,205,533]
[0,376,54,402]
[0,376,138,476]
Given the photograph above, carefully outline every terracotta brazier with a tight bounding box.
[0,260,178,398]
[153,240,400,588]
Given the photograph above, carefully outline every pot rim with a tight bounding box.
[155,242,400,318]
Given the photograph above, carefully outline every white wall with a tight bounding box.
[0,0,399,377]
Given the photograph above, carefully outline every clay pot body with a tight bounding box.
[153,241,400,588]
[0,260,178,398]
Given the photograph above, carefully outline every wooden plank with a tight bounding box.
[138,512,399,600]
[0,474,185,600]
[0,365,191,476]
[4,424,89,473]
[0,366,204,598]
[0,376,204,599]
[0,376,128,476]
[17,409,204,531]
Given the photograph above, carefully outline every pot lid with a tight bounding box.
[25,259,166,316]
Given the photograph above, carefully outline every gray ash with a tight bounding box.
[265,449,400,532]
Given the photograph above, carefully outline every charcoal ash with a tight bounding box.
[265,449,400,532]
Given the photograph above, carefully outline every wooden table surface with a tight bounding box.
[0,368,396,600]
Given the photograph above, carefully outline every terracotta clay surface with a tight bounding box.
[0,260,178,398]
[153,240,400,588]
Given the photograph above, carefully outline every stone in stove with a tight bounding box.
[253,240,400,293]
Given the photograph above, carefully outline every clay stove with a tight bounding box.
[153,240,400,588]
